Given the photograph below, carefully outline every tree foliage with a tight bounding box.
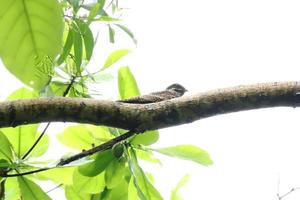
[0,0,212,199]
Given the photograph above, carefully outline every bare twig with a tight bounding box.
[277,187,300,199]
[57,130,136,166]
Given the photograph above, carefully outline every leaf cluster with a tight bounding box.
[0,0,212,199]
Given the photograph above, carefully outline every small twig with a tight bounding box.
[0,168,50,178]
[57,130,137,166]
[0,130,137,177]
[277,187,300,200]
[22,76,76,160]
[46,183,63,193]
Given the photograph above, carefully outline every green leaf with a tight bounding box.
[65,185,91,200]
[118,66,140,99]
[102,49,131,70]
[135,149,161,164]
[105,159,126,189]
[108,25,115,43]
[1,124,39,158]
[7,87,38,100]
[37,167,75,185]
[5,177,21,200]
[0,131,13,161]
[0,0,64,90]
[170,175,190,200]
[127,148,163,200]
[72,23,83,72]
[67,0,80,11]
[81,23,94,61]
[104,178,129,200]
[18,177,51,200]
[57,125,111,150]
[132,131,159,146]
[128,176,140,200]
[87,3,102,24]
[78,150,114,177]
[48,81,70,96]
[57,28,74,65]
[115,24,137,45]
[73,168,106,194]
[154,145,213,166]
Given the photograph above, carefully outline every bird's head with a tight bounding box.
[166,83,188,95]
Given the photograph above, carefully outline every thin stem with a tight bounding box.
[278,187,300,200]
[22,76,76,160]
[57,130,137,166]
[0,168,50,178]
[46,183,63,193]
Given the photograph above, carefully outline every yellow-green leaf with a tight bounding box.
[154,145,213,166]
[0,0,64,90]
[118,66,139,99]
[102,49,131,70]
[18,177,51,200]
[171,175,190,200]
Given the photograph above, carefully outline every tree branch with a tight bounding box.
[0,81,300,130]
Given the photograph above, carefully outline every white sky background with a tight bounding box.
[1,0,300,199]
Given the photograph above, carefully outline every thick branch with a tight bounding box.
[0,81,300,130]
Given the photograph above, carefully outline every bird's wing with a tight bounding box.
[117,90,181,104]
[117,94,166,104]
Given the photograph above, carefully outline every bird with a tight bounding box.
[117,83,187,104]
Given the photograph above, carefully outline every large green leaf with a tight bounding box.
[5,177,20,200]
[57,125,111,150]
[118,66,139,99]
[37,167,75,185]
[57,27,74,65]
[78,150,114,177]
[154,145,213,166]
[105,159,126,189]
[103,178,129,200]
[18,177,51,200]
[1,124,39,158]
[102,49,131,70]
[127,148,163,200]
[65,185,91,200]
[73,168,106,194]
[7,87,38,100]
[131,131,159,146]
[0,131,13,161]
[0,0,64,90]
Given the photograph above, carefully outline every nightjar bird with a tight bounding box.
[117,83,187,104]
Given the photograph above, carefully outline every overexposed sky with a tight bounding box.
[123,1,300,199]
[1,0,300,199]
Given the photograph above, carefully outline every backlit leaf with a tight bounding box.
[18,177,51,200]
[154,145,213,166]
[78,150,114,177]
[102,49,131,70]
[127,148,163,200]
[0,0,64,90]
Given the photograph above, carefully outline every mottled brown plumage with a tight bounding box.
[117,83,187,104]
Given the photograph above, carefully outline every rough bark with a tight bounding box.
[0,81,299,130]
